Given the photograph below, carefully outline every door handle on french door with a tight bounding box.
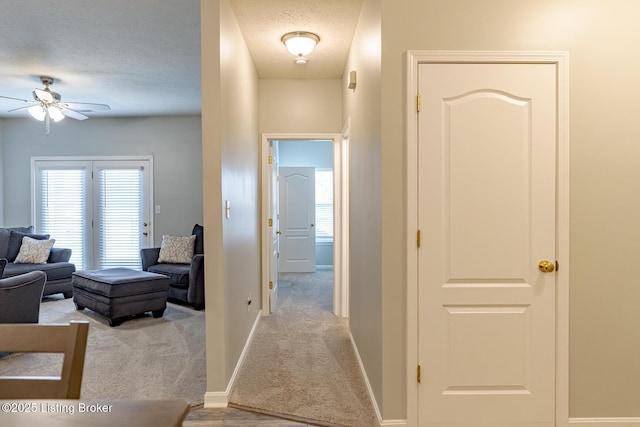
[538,260,555,273]
[143,232,148,236]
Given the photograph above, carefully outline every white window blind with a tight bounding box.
[97,168,144,270]
[39,168,86,270]
[315,169,333,240]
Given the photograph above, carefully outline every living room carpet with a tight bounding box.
[229,271,378,427]
[0,296,206,405]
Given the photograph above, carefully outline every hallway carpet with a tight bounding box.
[229,271,377,427]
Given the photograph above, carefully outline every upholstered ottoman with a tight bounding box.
[72,268,170,327]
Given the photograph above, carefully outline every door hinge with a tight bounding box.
[416,94,421,113]
[417,230,421,248]
[268,155,273,164]
[269,280,273,290]
[268,218,273,227]
[556,260,559,271]
[417,365,422,383]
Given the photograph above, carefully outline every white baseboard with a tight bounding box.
[380,420,409,426]
[348,331,408,427]
[203,391,228,408]
[569,418,640,426]
[203,312,262,409]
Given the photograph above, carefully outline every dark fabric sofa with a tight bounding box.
[0,227,76,298]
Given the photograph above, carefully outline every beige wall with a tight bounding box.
[201,0,261,393]
[342,0,387,418]
[219,0,261,381]
[202,0,640,419]
[382,0,640,418]
[260,79,342,133]
[201,0,225,392]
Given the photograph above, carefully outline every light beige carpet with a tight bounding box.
[229,271,378,427]
[0,296,206,405]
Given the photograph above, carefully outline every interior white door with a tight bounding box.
[268,141,280,312]
[418,62,557,427]
[279,166,316,273]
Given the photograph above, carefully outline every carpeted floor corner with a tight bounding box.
[0,296,206,405]
[229,271,378,427]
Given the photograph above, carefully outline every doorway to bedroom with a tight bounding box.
[260,133,349,318]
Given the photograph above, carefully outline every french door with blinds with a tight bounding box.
[32,157,153,271]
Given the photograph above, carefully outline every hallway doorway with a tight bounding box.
[260,133,349,318]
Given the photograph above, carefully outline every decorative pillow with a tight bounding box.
[158,235,196,264]
[7,231,50,262]
[13,236,55,264]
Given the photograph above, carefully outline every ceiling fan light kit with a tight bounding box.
[281,31,320,65]
[0,76,111,136]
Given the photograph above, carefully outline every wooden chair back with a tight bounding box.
[0,320,89,399]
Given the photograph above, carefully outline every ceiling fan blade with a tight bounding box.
[7,105,36,113]
[0,95,33,103]
[34,88,55,103]
[61,102,111,112]
[61,107,89,121]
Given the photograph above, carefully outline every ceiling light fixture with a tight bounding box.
[281,31,320,65]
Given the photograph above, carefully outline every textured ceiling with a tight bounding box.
[0,0,362,119]
[0,0,201,118]
[230,0,363,79]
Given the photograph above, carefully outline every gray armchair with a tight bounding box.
[140,224,204,310]
[0,269,47,323]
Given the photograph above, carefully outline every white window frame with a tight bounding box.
[31,156,154,270]
[315,168,334,243]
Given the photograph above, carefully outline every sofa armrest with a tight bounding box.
[188,254,205,309]
[141,247,161,271]
[48,248,72,263]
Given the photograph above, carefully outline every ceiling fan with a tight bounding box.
[0,76,111,135]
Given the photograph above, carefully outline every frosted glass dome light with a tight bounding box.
[281,31,320,64]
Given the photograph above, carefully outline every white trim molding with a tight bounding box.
[405,50,570,427]
[204,391,228,408]
[569,419,640,426]
[349,332,408,427]
[260,132,348,318]
[203,312,262,408]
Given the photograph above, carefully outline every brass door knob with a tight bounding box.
[538,260,555,273]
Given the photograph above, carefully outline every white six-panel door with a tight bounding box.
[417,62,558,427]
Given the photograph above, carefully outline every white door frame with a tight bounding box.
[260,132,349,318]
[405,51,569,427]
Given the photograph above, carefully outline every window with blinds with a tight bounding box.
[97,168,144,270]
[33,158,152,271]
[315,169,333,241]
[39,168,87,270]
